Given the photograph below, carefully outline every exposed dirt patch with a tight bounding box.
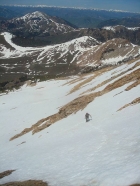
[70,66,115,95]
[103,68,140,93]
[0,180,48,186]
[82,61,140,95]
[118,97,140,111]
[130,184,140,186]
[68,75,95,94]
[0,170,15,179]
[125,79,140,91]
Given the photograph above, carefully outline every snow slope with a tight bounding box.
[0,58,140,186]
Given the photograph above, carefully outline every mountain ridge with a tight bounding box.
[0,11,140,47]
[0,5,140,28]
[0,31,140,92]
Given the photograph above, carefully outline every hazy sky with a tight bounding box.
[0,0,140,12]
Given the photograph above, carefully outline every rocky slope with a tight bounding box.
[83,25,140,45]
[78,38,140,72]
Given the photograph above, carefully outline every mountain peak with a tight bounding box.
[16,11,50,21]
[4,11,76,39]
[29,11,47,16]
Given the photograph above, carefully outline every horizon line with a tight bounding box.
[0,4,140,14]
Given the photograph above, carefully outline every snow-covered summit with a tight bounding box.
[17,11,50,21]
[9,11,76,36]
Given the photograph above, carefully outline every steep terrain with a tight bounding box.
[0,52,140,186]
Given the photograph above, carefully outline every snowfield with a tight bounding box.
[0,57,140,186]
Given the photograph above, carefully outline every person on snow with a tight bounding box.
[85,113,92,122]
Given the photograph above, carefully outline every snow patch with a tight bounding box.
[103,26,116,32]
